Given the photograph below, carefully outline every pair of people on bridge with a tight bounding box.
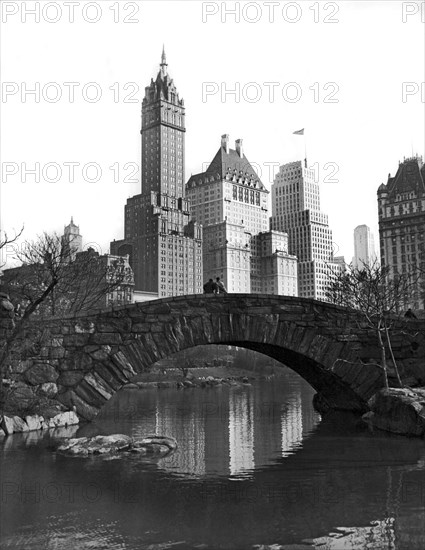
[203,277,227,294]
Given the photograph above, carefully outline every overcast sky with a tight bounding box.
[1,0,424,266]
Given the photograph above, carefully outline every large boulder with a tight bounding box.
[363,388,425,437]
[57,434,132,456]
[25,415,44,431]
[56,434,177,458]
[46,411,79,429]
[4,384,37,413]
[1,415,30,435]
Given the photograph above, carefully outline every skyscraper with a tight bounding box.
[353,224,377,269]
[186,135,297,295]
[377,156,425,310]
[270,160,338,301]
[111,50,203,297]
[62,217,83,262]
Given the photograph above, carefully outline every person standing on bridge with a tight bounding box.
[203,278,217,294]
[215,277,227,294]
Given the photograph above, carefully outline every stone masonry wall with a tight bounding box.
[1,294,424,423]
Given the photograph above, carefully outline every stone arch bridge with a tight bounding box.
[3,294,424,421]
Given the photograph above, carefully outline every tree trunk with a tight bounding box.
[376,326,389,389]
[385,326,403,387]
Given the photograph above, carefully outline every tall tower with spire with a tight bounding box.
[141,46,186,198]
[111,50,203,297]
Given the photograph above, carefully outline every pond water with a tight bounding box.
[1,369,424,549]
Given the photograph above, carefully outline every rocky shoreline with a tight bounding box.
[1,410,79,436]
[123,369,257,391]
[2,367,424,439]
[0,367,262,436]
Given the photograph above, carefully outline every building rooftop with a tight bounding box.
[378,156,425,197]
[187,136,266,191]
[143,47,183,106]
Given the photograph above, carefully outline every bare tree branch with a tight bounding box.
[0,226,24,269]
[325,261,420,389]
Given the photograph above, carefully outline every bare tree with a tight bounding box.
[325,261,419,388]
[0,232,133,388]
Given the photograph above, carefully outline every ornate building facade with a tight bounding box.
[270,160,339,301]
[111,50,203,297]
[186,135,297,295]
[377,156,425,310]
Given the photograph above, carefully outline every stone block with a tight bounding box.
[111,351,137,378]
[83,372,114,401]
[49,411,79,428]
[150,323,164,333]
[90,333,122,345]
[145,314,158,323]
[24,363,59,385]
[119,343,151,373]
[38,382,58,398]
[75,321,95,334]
[51,337,64,348]
[131,323,151,332]
[12,359,33,375]
[58,370,85,387]
[74,380,109,409]
[146,303,171,314]
[1,415,30,434]
[91,348,111,361]
[4,384,37,413]
[49,347,65,359]
[93,363,123,391]
[96,318,132,333]
[63,334,90,347]
[58,353,92,372]
[57,390,100,421]
[25,414,44,431]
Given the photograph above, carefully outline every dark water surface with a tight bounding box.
[1,370,424,549]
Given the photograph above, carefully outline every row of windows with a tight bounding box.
[232,186,261,205]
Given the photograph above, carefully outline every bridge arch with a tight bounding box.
[5,295,425,421]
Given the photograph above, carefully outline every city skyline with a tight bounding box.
[1,1,424,266]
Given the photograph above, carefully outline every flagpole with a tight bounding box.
[292,128,306,167]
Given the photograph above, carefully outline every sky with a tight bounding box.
[1,0,424,267]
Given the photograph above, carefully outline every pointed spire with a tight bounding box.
[160,45,168,77]
[71,216,74,224]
